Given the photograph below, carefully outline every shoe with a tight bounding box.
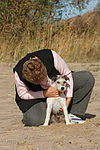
[69,113,86,124]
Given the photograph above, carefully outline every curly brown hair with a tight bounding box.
[22,58,47,85]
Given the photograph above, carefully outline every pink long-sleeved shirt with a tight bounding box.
[15,50,73,100]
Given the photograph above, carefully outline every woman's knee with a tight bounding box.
[86,71,95,88]
[22,102,46,126]
[73,71,95,90]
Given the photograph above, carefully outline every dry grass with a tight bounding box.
[0,10,100,63]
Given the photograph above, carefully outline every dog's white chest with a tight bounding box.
[47,94,66,114]
[52,97,64,114]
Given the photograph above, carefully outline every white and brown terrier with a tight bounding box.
[43,75,71,126]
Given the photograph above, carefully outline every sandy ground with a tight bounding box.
[0,62,100,150]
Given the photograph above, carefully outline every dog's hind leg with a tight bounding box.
[43,103,52,126]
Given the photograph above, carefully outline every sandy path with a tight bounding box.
[0,63,100,150]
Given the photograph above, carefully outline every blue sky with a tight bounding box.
[62,0,99,19]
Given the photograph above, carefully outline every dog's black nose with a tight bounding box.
[61,87,64,90]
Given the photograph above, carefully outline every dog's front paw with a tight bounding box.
[65,120,72,125]
[43,123,48,126]
[66,122,71,125]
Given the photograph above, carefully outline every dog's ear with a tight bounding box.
[64,75,69,81]
[52,75,58,82]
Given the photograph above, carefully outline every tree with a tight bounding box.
[0,0,91,37]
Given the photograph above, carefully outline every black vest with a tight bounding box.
[13,49,60,113]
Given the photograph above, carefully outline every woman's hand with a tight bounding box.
[43,87,59,98]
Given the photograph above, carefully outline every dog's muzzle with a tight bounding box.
[61,87,64,91]
[60,86,66,92]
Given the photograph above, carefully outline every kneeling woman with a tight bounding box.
[13,49,95,126]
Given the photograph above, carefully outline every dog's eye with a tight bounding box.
[63,81,66,84]
[56,81,60,84]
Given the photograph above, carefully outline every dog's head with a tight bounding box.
[52,75,69,93]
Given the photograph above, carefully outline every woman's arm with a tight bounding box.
[15,71,45,99]
[51,50,73,98]
[15,71,60,99]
